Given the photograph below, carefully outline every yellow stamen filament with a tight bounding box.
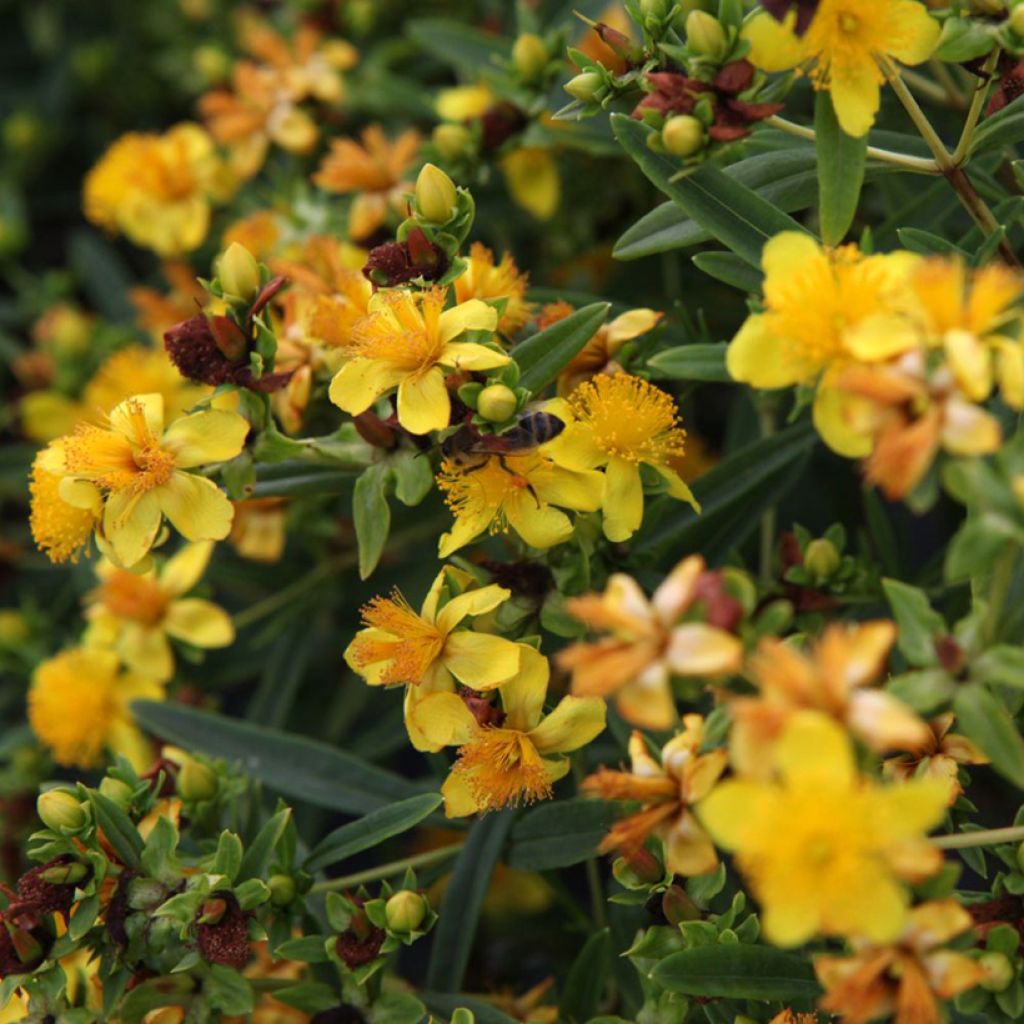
[350,288,447,371]
[350,590,444,684]
[29,455,95,564]
[437,452,545,535]
[454,728,553,810]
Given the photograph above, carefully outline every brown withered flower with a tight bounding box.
[196,891,251,969]
[334,902,385,968]
[3,857,85,924]
[362,228,448,287]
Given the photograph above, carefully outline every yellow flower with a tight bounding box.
[223,210,282,261]
[44,393,249,568]
[729,621,930,778]
[454,243,535,337]
[727,233,921,457]
[411,646,606,816]
[554,373,699,541]
[84,123,233,256]
[699,712,948,947]
[229,498,288,562]
[29,647,165,770]
[743,0,940,137]
[328,288,504,435]
[29,440,100,564]
[584,717,727,876]
[131,261,210,338]
[501,148,560,221]
[816,900,985,1024]
[83,541,234,681]
[558,555,743,730]
[436,84,494,122]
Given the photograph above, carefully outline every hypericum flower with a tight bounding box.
[743,0,941,137]
[699,711,949,946]
[436,84,495,123]
[83,542,234,681]
[28,647,165,770]
[229,498,288,562]
[223,210,283,261]
[729,621,930,778]
[727,233,921,457]
[584,717,727,876]
[84,123,233,256]
[453,243,535,337]
[131,262,210,339]
[908,257,1024,408]
[883,712,988,804]
[816,900,985,1024]
[29,440,100,564]
[313,125,421,241]
[43,393,249,568]
[554,374,698,541]
[411,646,606,815]
[328,288,504,435]
[557,556,743,730]
[501,148,560,221]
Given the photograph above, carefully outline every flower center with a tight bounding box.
[351,289,446,372]
[98,571,170,626]
[454,728,553,810]
[350,590,444,685]
[437,452,545,535]
[839,12,858,33]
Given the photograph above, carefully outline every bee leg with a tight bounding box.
[495,455,542,508]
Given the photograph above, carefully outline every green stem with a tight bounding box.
[902,67,965,110]
[984,542,1019,645]
[758,404,777,588]
[929,59,968,109]
[932,825,1024,850]
[309,844,464,892]
[232,555,356,630]
[951,49,1000,166]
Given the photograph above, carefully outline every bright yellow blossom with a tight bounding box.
[83,542,234,681]
[411,646,606,816]
[501,148,560,221]
[328,288,504,435]
[743,0,941,137]
[29,440,100,563]
[229,498,288,562]
[29,647,165,770]
[37,393,248,568]
[454,243,535,337]
[436,84,494,122]
[699,712,948,947]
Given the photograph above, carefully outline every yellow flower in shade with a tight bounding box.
[131,262,209,339]
[729,621,931,779]
[699,712,949,947]
[313,126,421,241]
[743,0,940,137]
[554,374,699,541]
[584,717,726,876]
[29,647,165,770]
[816,900,985,1024]
[84,123,233,256]
[436,84,494,122]
[229,498,288,562]
[727,232,921,457]
[557,556,743,730]
[46,393,249,568]
[83,542,234,681]
[328,288,504,435]
[909,257,1024,408]
[222,210,283,261]
[410,646,606,816]
[454,243,535,337]
[29,440,100,564]
[501,148,560,221]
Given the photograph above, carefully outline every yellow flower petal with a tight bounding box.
[775,711,854,791]
[727,314,815,388]
[501,148,560,221]
[435,584,511,633]
[505,494,576,549]
[443,631,523,689]
[159,540,214,596]
[410,690,479,748]
[601,458,644,542]
[328,358,405,414]
[813,383,874,458]
[741,11,807,72]
[163,598,235,648]
[665,623,743,678]
[528,696,606,755]
[499,646,551,732]
[118,624,174,681]
[442,769,482,817]
[397,366,450,435]
[103,491,162,568]
[698,778,777,850]
[887,1,942,65]
[162,410,249,469]
[437,340,510,372]
[109,392,165,440]
[437,299,499,344]
[157,473,234,542]
[829,63,881,138]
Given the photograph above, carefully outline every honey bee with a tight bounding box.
[441,410,566,466]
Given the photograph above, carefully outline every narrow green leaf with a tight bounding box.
[954,683,1024,790]
[647,342,730,383]
[132,701,427,815]
[353,463,392,579]
[420,992,519,1024]
[974,645,1024,689]
[88,791,143,870]
[971,94,1024,156]
[815,92,867,245]
[303,793,442,872]
[612,114,810,266]
[251,462,357,499]
[514,302,610,394]
[896,228,969,258]
[507,799,618,871]
[882,579,944,666]
[427,812,514,992]
[559,929,611,1023]
[238,808,292,882]
[406,17,510,75]
[652,944,821,1000]
[691,252,764,293]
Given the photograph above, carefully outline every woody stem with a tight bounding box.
[932,825,1024,850]
[309,843,464,892]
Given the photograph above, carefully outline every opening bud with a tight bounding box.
[218,242,261,303]
[686,10,728,59]
[432,123,472,162]
[385,890,429,933]
[564,72,604,103]
[99,776,135,809]
[513,34,549,81]
[980,950,1015,991]
[662,115,705,157]
[415,163,458,224]
[39,861,89,886]
[477,383,519,422]
[803,538,841,580]
[176,758,219,802]
[661,885,701,926]
[37,789,87,832]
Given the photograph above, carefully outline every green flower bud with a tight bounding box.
[432,123,472,162]
[99,776,135,809]
[415,163,458,224]
[641,0,674,17]
[662,115,705,157]
[564,71,604,103]
[686,10,728,59]
[37,789,87,832]
[385,890,429,932]
[218,242,261,302]
[194,44,230,84]
[1013,4,1024,36]
[512,34,549,81]
[804,538,841,580]
[268,874,297,907]
[980,950,1015,991]
[39,861,89,885]
[477,384,519,422]
[176,758,219,802]
[0,610,29,644]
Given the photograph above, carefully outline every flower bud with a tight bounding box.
[686,10,727,59]
[564,72,604,103]
[513,34,549,81]
[432,123,472,162]
[219,242,261,302]
[385,890,429,933]
[477,384,519,422]
[803,538,841,580]
[1013,4,1024,36]
[176,758,219,801]
[268,874,297,907]
[414,163,458,224]
[641,0,674,16]
[1013,475,1024,511]
[37,790,87,832]
[980,950,1015,991]
[0,610,28,644]
[39,861,89,886]
[99,776,134,809]
[661,885,701,926]
[661,115,705,157]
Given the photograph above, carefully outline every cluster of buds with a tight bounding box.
[780,522,861,611]
[455,359,528,427]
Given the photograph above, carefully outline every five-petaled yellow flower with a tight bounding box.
[453,243,535,337]
[83,542,234,681]
[411,646,606,816]
[328,288,505,435]
[700,711,948,947]
[743,0,941,138]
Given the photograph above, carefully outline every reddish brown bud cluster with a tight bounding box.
[693,570,744,632]
[363,229,448,287]
[633,62,783,142]
[760,0,818,34]
[479,102,528,150]
[458,686,507,729]
[988,55,1024,115]
[334,902,385,968]
[140,756,181,798]
[592,21,644,65]
[195,891,251,969]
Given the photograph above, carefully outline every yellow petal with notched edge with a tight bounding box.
[159,540,214,597]
[813,383,873,458]
[109,392,165,440]
[409,690,478,748]
[498,646,550,733]
[528,696,606,755]
[437,299,499,344]
[601,458,643,543]
[157,472,234,542]
[163,598,235,649]
[443,631,522,689]
[887,0,942,65]
[698,778,777,850]
[829,63,880,139]
[437,341,510,372]
[162,410,249,469]
[104,491,163,568]
[741,11,807,73]
[328,358,405,414]
[775,711,854,791]
[435,584,511,633]
[727,314,815,388]
[397,366,450,435]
